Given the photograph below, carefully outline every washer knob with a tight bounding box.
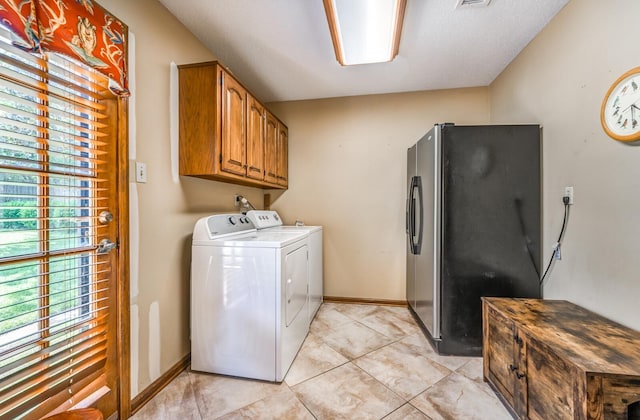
[228,216,236,225]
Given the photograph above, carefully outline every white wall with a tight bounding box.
[269,88,489,301]
[489,0,640,330]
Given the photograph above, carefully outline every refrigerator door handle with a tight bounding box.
[406,178,415,235]
[405,198,410,234]
[413,176,424,255]
[408,176,416,253]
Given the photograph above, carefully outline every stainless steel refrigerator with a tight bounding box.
[406,123,541,356]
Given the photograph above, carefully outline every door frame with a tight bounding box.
[115,98,131,420]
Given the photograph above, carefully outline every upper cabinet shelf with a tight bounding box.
[178,61,288,189]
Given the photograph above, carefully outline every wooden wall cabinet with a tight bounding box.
[264,111,278,185]
[264,110,288,188]
[483,298,640,420]
[178,61,287,189]
[246,94,265,181]
[220,71,247,177]
[276,123,288,187]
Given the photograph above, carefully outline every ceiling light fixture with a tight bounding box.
[323,0,407,66]
[455,0,491,9]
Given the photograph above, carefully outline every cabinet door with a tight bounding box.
[276,123,288,187]
[220,69,247,176]
[264,111,278,184]
[513,333,528,418]
[246,95,265,180]
[526,341,574,420]
[484,307,517,407]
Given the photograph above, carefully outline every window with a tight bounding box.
[0,23,120,418]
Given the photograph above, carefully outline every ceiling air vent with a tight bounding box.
[455,0,491,9]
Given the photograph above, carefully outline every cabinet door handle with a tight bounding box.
[509,364,518,372]
[249,165,259,171]
[516,372,526,379]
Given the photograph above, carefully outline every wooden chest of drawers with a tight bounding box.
[482,298,640,419]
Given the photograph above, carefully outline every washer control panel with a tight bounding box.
[206,213,255,238]
[246,210,283,230]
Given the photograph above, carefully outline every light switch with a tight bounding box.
[135,161,147,183]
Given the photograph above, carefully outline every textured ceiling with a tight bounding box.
[157,0,570,102]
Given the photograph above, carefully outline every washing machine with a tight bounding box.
[190,213,309,382]
[246,210,323,321]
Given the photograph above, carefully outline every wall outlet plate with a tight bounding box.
[135,161,147,183]
[564,186,574,205]
[234,194,240,207]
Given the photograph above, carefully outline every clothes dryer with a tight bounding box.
[191,213,309,382]
[246,210,323,321]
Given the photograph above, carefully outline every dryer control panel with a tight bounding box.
[246,210,284,230]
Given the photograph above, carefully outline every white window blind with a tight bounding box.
[0,24,115,418]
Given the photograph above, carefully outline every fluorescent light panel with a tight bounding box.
[323,0,406,66]
[455,0,491,8]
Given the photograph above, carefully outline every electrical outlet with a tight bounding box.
[135,161,147,183]
[234,194,240,207]
[564,186,574,205]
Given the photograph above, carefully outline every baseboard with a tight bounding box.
[130,353,191,416]
[323,296,407,307]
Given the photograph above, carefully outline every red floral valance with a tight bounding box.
[0,0,128,95]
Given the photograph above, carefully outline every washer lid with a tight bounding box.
[193,230,307,248]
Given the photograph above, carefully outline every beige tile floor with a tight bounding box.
[131,303,512,420]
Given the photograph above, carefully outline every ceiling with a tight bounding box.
[157,0,570,103]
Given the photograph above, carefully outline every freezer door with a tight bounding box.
[406,144,417,311]
[415,127,441,339]
[439,124,541,353]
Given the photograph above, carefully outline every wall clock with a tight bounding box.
[601,66,640,142]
